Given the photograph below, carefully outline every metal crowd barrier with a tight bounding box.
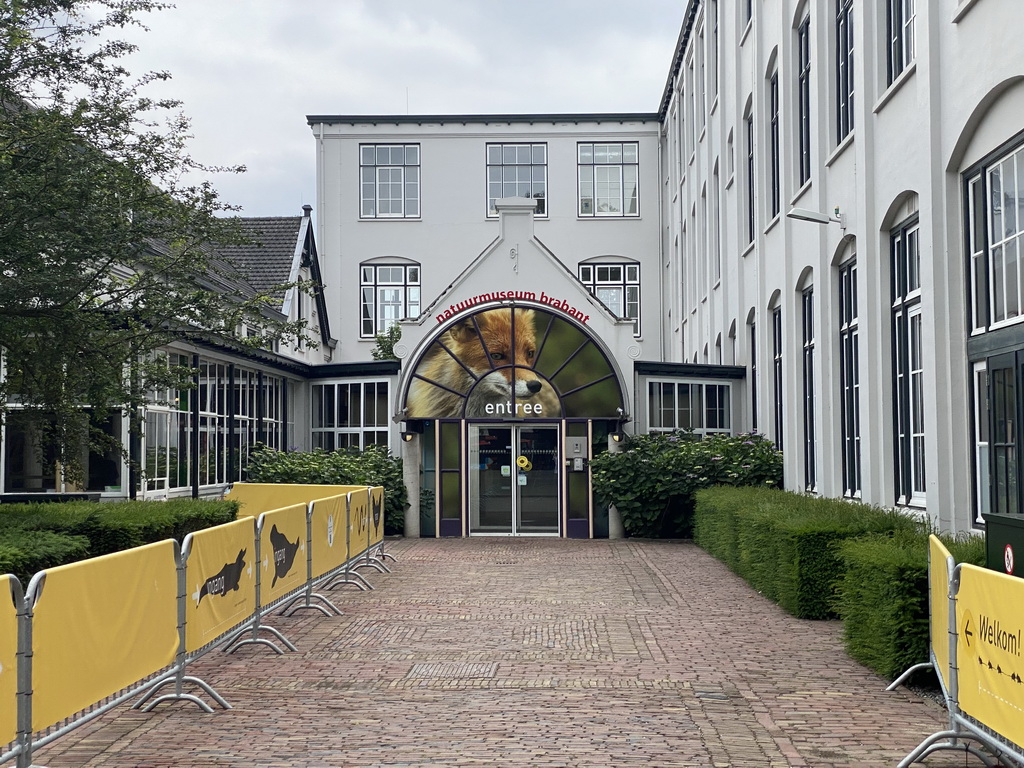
[0,484,392,768]
[889,535,1024,768]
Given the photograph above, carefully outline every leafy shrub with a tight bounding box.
[244,445,408,535]
[590,432,782,538]
[835,530,987,679]
[0,529,91,585]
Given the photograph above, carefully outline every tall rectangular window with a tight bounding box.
[579,263,641,336]
[886,0,915,85]
[710,0,719,102]
[802,288,816,492]
[836,0,855,142]
[360,263,421,337]
[360,144,420,218]
[750,322,759,432]
[712,165,721,283]
[797,15,812,186]
[772,307,784,451]
[839,260,861,496]
[892,218,925,504]
[769,71,780,219]
[746,112,756,244]
[578,143,639,217]
[486,143,547,216]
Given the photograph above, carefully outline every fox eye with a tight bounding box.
[525,349,535,359]
[490,351,505,361]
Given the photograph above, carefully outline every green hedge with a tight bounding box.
[244,445,408,535]
[0,499,239,558]
[834,530,986,679]
[0,529,91,585]
[694,487,920,619]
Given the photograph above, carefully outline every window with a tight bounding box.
[772,307,784,451]
[360,263,421,338]
[973,362,990,523]
[839,260,861,496]
[578,143,639,217]
[709,0,719,102]
[966,141,1024,330]
[312,381,390,451]
[712,164,721,283]
[749,321,759,432]
[360,144,420,218]
[746,110,756,244]
[487,143,547,216]
[696,25,706,134]
[886,0,915,85]
[579,262,640,336]
[802,288,816,492]
[892,217,925,504]
[769,69,781,219]
[836,0,855,142]
[648,381,731,435]
[797,15,812,185]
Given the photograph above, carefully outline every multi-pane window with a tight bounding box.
[892,217,925,505]
[648,381,731,435]
[967,142,1024,330]
[802,288,816,492]
[712,165,721,283]
[746,112,756,243]
[886,0,916,85]
[709,0,719,102]
[312,381,390,451]
[579,263,641,336]
[360,144,420,218]
[797,15,812,186]
[772,307,784,451]
[836,0,855,142]
[360,263,421,338]
[839,260,861,497]
[578,143,639,217]
[972,362,990,523]
[769,70,780,219]
[486,143,547,216]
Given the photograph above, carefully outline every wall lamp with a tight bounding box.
[401,432,416,443]
[610,431,625,443]
[787,206,846,231]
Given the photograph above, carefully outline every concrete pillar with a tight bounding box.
[402,433,421,538]
[606,434,625,539]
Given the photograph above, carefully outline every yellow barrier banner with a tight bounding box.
[957,563,1024,747]
[928,535,953,690]
[348,488,370,560]
[31,540,178,732]
[310,495,348,579]
[226,483,366,519]
[0,575,19,747]
[259,503,308,606]
[369,486,385,550]
[184,517,258,653]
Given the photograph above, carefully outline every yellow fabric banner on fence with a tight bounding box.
[31,540,178,732]
[184,517,258,653]
[928,535,953,691]
[956,563,1024,748]
[348,488,370,560]
[259,503,308,606]
[0,575,19,747]
[310,495,348,580]
[226,483,366,519]
[369,486,385,549]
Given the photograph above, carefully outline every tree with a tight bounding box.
[0,0,307,483]
[371,324,402,361]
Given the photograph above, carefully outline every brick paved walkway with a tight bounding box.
[32,538,972,767]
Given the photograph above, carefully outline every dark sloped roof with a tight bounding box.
[218,216,303,299]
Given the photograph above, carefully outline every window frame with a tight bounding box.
[886,0,916,86]
[646,379,733,436]
[796,14,812,186]
[836,0,855,143]
[802,287,816,492]
[359,144,421,220]
[311,380,391,451]
[577,142,640,218]
[360,262,421,338]
[578,261,641,336]
[769,68,781,219]
[772,307,784,451]
[839,259,862,497]
[486,143,548,218]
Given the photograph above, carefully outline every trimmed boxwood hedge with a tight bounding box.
[834,530,986,679]
[0,499,240,577]
[694,485,990,680]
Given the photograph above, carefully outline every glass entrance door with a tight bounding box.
[469,425,560,535]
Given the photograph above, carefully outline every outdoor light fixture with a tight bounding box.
[786,206,846,230]
[611,431,624,443]
[401,431,415,443]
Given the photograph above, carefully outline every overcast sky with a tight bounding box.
[117,0,684,217]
